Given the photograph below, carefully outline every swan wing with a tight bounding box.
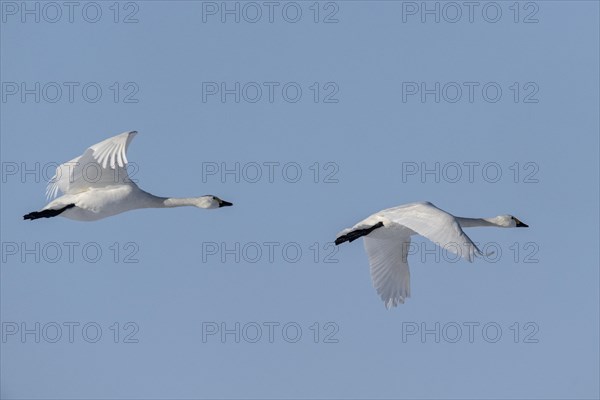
[46,131,138,199]
[382,202,483,262]
[364,234,412,308]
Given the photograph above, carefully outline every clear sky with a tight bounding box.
[1,1,599,399]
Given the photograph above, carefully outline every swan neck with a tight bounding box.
[136,190,198,208]
[163,197,201,208]
[456,217,497,228]
[131,189,211,209]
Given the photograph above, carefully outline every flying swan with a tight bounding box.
[24,131,232,221]
[335,201,528,308]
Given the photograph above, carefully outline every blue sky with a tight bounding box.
[1,1,599,399]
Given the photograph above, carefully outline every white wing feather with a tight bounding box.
[381,202,483,262]
[364,235,412,309]
[46,131,138,199]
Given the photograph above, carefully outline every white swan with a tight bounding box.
[335,201,528,308]
[24,131,232,221]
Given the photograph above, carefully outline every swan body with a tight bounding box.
[24,131,232,221]
[335,201,528,308]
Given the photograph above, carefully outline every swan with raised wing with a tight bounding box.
[24,131,232,221]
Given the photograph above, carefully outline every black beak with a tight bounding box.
[219,200,233,207]
[516,220,528,228]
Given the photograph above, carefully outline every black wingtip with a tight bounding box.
[23,211,44,220]
[22,204,76,221]
[335,222,384,246]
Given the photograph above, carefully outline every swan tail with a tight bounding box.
[335,222,384,245]
[23,204,75,220]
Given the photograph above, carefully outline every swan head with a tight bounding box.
[198,195,233,209]
[493,215,529,228]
